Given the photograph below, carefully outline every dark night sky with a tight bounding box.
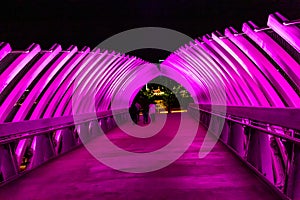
[0,0,299,62]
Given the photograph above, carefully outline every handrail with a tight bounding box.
[283,19,300,26]
[0,108,129,185]
[0,109,128,144]
[189,103,300,199]
[189,103,300,131]
[189,104,300,144]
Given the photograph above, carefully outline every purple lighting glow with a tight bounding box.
[0,11,299,200]
[0,13,297,124]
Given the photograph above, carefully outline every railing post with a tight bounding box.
[100,118,108,133]
[247,129,274,183]
[89,120,103,137]
[289,145,300,199]
[76,123,89,143]
[228,123,246,157]
[0,109,128,185]
[188,103,300,199]
[0,144,18,182]
[220,120,230,143]
[60,128,76,153]
[110,116,116,128]
[106,117,112,131]
[30,133,55,168]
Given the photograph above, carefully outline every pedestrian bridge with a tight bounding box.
[0,12,299,199]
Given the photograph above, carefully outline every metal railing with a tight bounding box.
[2,103,300,199]
[188,103,300,200]
[0,109,129,185]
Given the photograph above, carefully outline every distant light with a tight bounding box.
[159,110,187,114]
[159,111,168,114]
[171,110,187,113]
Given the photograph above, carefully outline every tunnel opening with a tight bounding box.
[128,76,194,125]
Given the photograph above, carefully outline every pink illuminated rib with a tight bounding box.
[72,52,121,113]
[86,54,129,112]
[166,53,213,102]
[0,42,12,62]
[95,58,146,111]
[0,44,62,122]
[63,51,111,115]
[93,55,129,110]
[243,21,300,90]
[12,46,77,122]
[63,55,145,114]
[268,12,300,52]
[100,60,155,111]
[191,42,238,105]
[225,27,285,107]
[187,45,236,105]
[225,27,298,107]
[43,49,100,118]
[52,50,105,117]
[163,44,227,105]
[212,31,270,106]
[162,55,210,103]
[177,46,227,104]
[197,38,246,105]
[160,63,199,100]
[107,63,161,111]
[0,11,299,123]
[0,44,40,96]
[30,47,90,119]
[202,35,255,106]
[189,41,234,104]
